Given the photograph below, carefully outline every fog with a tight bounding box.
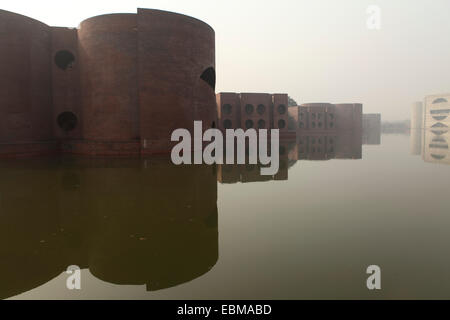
[2,0,449,120]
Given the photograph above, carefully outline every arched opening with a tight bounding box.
[245,104,254,115]
[223,104,232,115]
[433,98,448,104]
[245,119,254,129]
[257,104,266,115]
[433,116,448,121]
[57,112,78,131]
[278,119,286,129]
[200,67,216,90]
[258,119,266,129]
[54,50,75,70]
[223,119,232,129]
[278,104,287,114]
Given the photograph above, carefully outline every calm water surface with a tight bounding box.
[3,133,450,299]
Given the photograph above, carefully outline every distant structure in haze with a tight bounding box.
[362,114,381,145]
[410,94,450,164]
[0,9,216,157]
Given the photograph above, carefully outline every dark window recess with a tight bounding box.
[278,119,286,129]
[223,104,232,115]
[257,104,266,115]
[212,121,216,128]
[223,119,232,129]
[258,119,266,129]
[433,98,448,104]
[278,104,287,114]
[245,119,254,129]
[57,112,78,131]
[55,50,75,70]
[245,104,254,115]
[200,67,216,90]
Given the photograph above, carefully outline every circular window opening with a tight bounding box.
[245,119,254,129]
[278,104,287,114]
[278,119,286,129]
[223,104,232,115]
[57,112,78,131]
[55,50,75,70]
[257,104,266,115]
[258,119,266,129]
[223,119,232,129]
[245,104,254,115]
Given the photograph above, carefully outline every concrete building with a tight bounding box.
[0,9,216,157]
[423,93,450,130]
[362,113,381,145]
[413,94,450,164]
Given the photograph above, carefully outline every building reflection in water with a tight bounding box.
[218,130,364,184]
[410,94,450,164]
[0,129,368,298]
[0,158,218,299]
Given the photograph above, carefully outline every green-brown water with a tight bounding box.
[2,133,450,299]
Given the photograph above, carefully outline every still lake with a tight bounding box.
[3,133,450,299]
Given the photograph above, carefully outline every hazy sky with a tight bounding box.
[1,0,449,120]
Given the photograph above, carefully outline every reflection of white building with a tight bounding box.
[418,94,450,164]
[422,130,450,164]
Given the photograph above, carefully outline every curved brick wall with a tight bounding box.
[137,9,216,154]
[78,14,139,142]
[0,9,216,157]
[0,10,54,154]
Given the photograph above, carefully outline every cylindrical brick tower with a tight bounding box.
[137,9,216,154]
[78,14,140,144]
[0,10,54,155]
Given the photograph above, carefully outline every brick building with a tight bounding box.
[216,92,290,135]
[0,9,216,157]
